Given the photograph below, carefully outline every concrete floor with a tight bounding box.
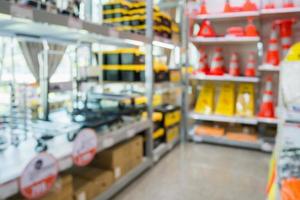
[113,143,270,200]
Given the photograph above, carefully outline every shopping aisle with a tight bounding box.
[113,143,270,200]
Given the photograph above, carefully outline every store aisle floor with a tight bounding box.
[113,143,270,200]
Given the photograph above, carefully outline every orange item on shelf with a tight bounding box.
[199,0,208,15]
[197,48,210,74]
[227,27,245,37]
[226,132,258,142]
[229,52,240,76]
[264,0,275,9]
[258,76,275,118]
[195,125,225,137]
[245,52,256,77]
[210,48,225,75]
[276,19,296,57]
[197,20,216,37]
[283,0,295,8]
[245,18,259,37]
[224,0,232,13]
[281,178,300,200]
[266,24,280,66]
[243,0,258,11]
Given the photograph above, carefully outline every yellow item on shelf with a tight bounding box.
[194,82,215,115]
[153,128,165,140]
[141,111,163,122]
[215,82,235,116]
[236,83,255,117]
[166,125,179,143]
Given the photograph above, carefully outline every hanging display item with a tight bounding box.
[236,83,255,117]
[215,82,235,116]
[194,82,215,115]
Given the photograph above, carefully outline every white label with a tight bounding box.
[127,129,135,138]
[68,17,83,29]
[114,167,121,179]
[109,29,119,38]
[10,5,33,20]
[78,192,86,200]
[19,153,58,199]
[103,137,114,149]
[72,129,98,167]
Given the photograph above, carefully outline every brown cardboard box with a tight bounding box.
[73,177,95,200]
[129,136,143,170]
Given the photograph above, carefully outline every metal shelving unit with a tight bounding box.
[191,11,260,21]
[190,36,260,44]
[189,74,260,83]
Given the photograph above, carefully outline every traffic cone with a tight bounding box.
[224,0,232,13]
[277,19,296,57]
[197,49,210,74]
[258,76,275,118]
[199,0,208,15]
[245,52,256,77]
[283,0,294,8]
[197,20,216,37]
[210,48,225,75]
[264,0,275,9]
[266,24,280,66]
[245,17,259,37]
[229,52,240,76]
[243,0,258,11]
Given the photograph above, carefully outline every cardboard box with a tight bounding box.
[194,124,225,137]
[129,136,143,170]
[73,177,95,200]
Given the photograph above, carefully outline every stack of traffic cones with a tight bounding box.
[264,0,275,9]
[245,17,259,37]
[210,48,225,75]
[283,0,294,8]
[229,52,240,76]
[266,24,280,66]
[276,19,296,57]
[197,49,210,74]
[243,0,258,11]
[197,20,216,37]
[224,0,232,13]
[245,52,256,77]
[199,0,208,15]
[258,76,275,118]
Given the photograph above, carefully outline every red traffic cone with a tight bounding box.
[197,20,216,37]
[245,52,256,77]
[197,49,210,74]
[229,52,240,76]
[210,48,225,76]
[245,17,259,37]
[259,77,275,118]
[243,0,258,11]
[199,0,208,15]
[283,0,294,8]
[276,19,296,57]
[265,0,275,9]
[266,24,280,66]
[224,0,232,13]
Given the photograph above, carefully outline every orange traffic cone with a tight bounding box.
[197,49,210,74]
[264,0,275,9]
[277,19,296,57]
[210,48,225,75]
[283,0,294,8]
[245,52,256,77]
[197,20,216,37]
[245,17,259,37]
[229,52,240,76]
[243,0,258,11]
[199,0,208,15]
[258,77,275,118]
[224,0,232,13]
[266,24,280,66]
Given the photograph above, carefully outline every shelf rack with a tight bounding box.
[190,36,260,44]
[191,11,260,21]
[189,74,260,83]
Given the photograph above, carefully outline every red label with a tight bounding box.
[72,128,98,167]
[19,153,58,199]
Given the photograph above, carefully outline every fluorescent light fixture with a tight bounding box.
[124,39,144,46]
[153,40,175,49]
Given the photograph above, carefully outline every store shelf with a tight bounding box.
[190,133,263,150]
[153,143,169,162]
[189,112,258,125]
[260,7,300,19]
[154,82,182,94]
[0,120,151,199]
[193,11,260,21]
[257,117,279,125]
[190,36,260,44]
[153,36,180,49]
[167,137,180,151]
[95,158,152,200]
[189,74,259,83]
[0,1,148,46]
[258,64,280,72]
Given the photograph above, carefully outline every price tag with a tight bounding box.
[127,129,135,138]
[10,5,33,20]
[19,153,58,199]
[72,129,98,167]
[103,137,114,149]
[68,17,83,29]
[109,29,119,38]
